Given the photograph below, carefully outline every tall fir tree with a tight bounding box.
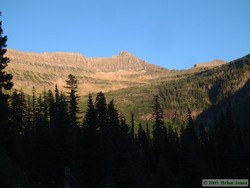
[152,95,165,160]
[0,12,13,154]
[65,74,80,127]
[10,89,27,135]
[130,112,135,141]
[78,93,102,187]
[83,93,98,129]
[180,108,203,188]
[95,91,108,131]
[0,13,13,125]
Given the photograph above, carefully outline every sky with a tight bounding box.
[1,0,250,69]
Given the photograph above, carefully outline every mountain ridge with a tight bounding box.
[5,49,170,95]
[6,49,162,72]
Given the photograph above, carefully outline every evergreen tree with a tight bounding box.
[107,99,119,128]
[31,86,37,126]
[51,90,70,186]
[77,94,102,187]
[95,91,108,130]
[0,12,13,151]
[47,89,55,125]
[65,74,80,127]
[130,112,135,141]
[10,89,27,135]
[152,95,165,160]
[112,114,137,187]
[137,123,152,187]
[180,108,203,187]
[83,93,98,129]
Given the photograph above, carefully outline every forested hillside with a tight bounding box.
[104,54,250,124]
[159,54,250,121]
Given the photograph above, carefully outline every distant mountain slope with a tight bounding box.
[158,54,250,120]
[6,49,169,95]
[194,59,227,68]
[105,54,250,122]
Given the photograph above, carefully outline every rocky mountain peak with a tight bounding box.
[118,51,134,57]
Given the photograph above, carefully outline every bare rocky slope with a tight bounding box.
[6,49,169,95]
[6,49,228,97]
[194,59,227,68]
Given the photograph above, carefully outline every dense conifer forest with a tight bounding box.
[0,13,250,188]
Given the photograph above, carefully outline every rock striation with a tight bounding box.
[5,49,168,95]
[6,49,161,72]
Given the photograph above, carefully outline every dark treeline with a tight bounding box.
[1,13,250,188]
[1,85,250,187]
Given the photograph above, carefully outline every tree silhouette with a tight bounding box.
[65,74,80,127]
[152,95,165,160]
[0,12,13,151]
[95,91,108,131]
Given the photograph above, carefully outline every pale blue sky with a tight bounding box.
[1,0,250,69]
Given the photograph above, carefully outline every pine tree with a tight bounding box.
[47,89,55,125]
[152,95,165,159]
[180,108,203,187]
[10,89,27,135]
[107,99,119,128]
[83,93,98,129]
[51,91,70,186]
[112,114,137,187]
[130,113,135,141]
[137,123,151,186]
[78,94,102,187]
[31,86,37,126]
[95,91,108,130]
[65,74,80,127]
[0,13,13,147]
